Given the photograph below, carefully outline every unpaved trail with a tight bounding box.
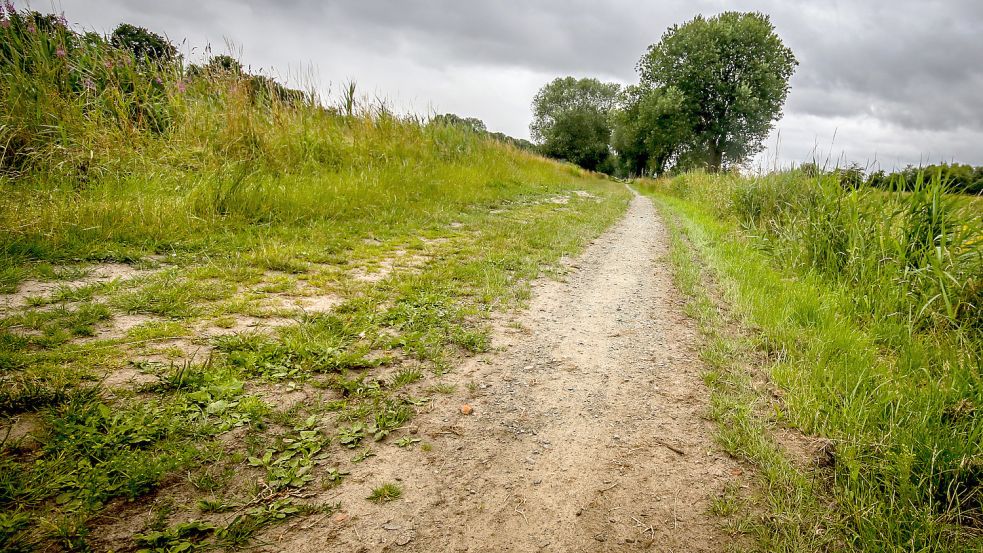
[277,191,740,552]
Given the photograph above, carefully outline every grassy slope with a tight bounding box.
[0,17,632,549]
[0,126,629,551]
[642,173,982,552]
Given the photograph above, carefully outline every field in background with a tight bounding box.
[643,172,983,551]
[0,9,632,550]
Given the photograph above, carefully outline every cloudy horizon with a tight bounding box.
[52,0,983,171]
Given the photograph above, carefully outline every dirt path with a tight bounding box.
[279,191,739,552]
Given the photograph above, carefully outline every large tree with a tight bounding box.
[610,85,692,176]
[530,77,619,172]
[637,12,796,171]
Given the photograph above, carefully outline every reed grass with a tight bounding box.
[644,170,983,551]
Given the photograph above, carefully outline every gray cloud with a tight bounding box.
[777,0,983,132]
[53,0,983,168]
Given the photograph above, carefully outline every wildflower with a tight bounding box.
[104,60,113,70]
[56,12,67,27]
[56,46,66,58]
[176,80,187,93]
[154,76,163,85]
[0,1,11,30]
[83,78,95,91]
[26,20,35,33]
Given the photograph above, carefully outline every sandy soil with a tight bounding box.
[274,190,740,552]
[0,262,148,316]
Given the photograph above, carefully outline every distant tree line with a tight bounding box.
[809,162,983,195]
[429,113,537,152]
[530,12,798,177]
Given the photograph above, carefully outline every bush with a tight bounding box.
[109,23,176,63]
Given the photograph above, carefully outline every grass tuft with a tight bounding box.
[367,482,402,503]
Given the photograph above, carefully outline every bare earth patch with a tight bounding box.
[270,191,739,551]
[1,413,43,448]
[198,316,295,338]
[102,366,159,391]
[0,262,156,315]
[250,383,314,411]
[87,313,159,342]
[349,251,430,283]
[266,292,344,314]
[132,338,214,366]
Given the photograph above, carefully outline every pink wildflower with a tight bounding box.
[104,60,113,70]
[0,19,9,30]
[3,1,14,15]
[56,46,66,58]
[26,20,35,33]
[83,78,95,91]
[176,80,187,93]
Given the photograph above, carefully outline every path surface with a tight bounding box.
[279,191,739,552]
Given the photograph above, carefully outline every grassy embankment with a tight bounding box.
[642,172,982,552]
[0,9,630,551]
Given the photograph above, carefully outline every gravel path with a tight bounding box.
[282,190,739,552]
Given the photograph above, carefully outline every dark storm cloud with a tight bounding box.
[293,0,983,133]
[54,0,983,166]
[777,0,983,132]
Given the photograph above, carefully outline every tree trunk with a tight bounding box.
[707,143,722,173]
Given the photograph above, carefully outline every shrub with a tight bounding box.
[109,23,176,63]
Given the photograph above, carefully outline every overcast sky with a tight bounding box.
[50,0,983,170]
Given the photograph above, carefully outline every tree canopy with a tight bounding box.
[110,23,176,63]
[432,113,487,133]
[610,85,691,176]
[206,54,243,74]
[530,77,619,172]
[634,12,797,172]
[530,13,795,176]
[428,113,536,152]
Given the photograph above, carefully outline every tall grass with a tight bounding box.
[677,170,982,338]
[651,170,983,550]
[0,5,586,278]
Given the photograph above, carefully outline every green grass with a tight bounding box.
[367,482,403,503]
[655,194,837,551]
[641,171,983,552]
[0,8,630,550]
